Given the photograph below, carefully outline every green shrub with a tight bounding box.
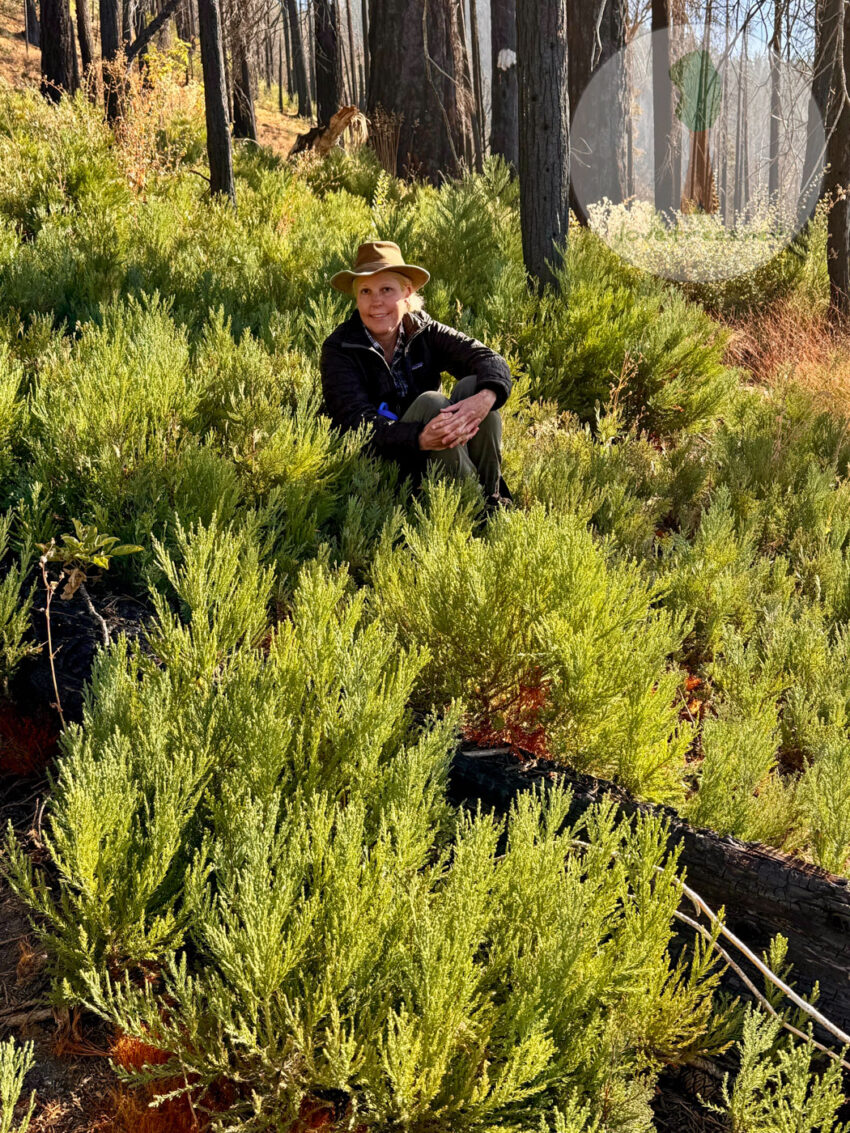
[661,486,795,661]
[0,510,39,692]
[82,790,722,1133]
[0,1037,35,1133]
[371,483,690,803]
[716,1007,848,1133]
[519,232,736,437]
[508,402,674,557]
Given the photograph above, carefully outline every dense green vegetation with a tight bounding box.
[2,81,850,1129]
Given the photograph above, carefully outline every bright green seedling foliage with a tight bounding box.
[0,1038,35,1133]
[372,482,691,804]
[38,519,143,573]
[713,1007,849,1133]
[0,509,39,690]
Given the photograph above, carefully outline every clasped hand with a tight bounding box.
[418,389,496,452]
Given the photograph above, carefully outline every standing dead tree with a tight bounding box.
[40,0,78,100]
[516,0,569,290]
[198,0,236,202]
[368,0,475,181]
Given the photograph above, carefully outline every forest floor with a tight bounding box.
[0,0,306,158]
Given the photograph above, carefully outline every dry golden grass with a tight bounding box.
[726,298,850,417]
[0,0,40,89]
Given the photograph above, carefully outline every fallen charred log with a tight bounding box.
[450,745,850,1039]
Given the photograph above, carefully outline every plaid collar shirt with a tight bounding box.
[363,320,409,402]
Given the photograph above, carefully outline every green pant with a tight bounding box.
[400,375,503,496]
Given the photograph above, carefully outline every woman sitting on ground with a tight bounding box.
[319,241,512,504]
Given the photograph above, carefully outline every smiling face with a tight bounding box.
[354,270,414,338]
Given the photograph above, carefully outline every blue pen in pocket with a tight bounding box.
[377,402,399,421]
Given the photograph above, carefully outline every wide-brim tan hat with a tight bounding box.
[330,240,430,295]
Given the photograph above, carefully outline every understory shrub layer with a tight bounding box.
[1,80,850,1131]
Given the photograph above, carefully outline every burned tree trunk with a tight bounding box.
[516,0,569,291]
[450,747,850,1038]
[74,0,95,82]
[197,0,236,203]
[40,0,78,100]
[490,0,517,166]
[232,31,258,140]
[313,0,340,125]
[26,0,40,46]
[369,0,474,182]
[825,0,850,320]
[567,0,624,225]
[651,0,676,215]
[285,0,312,118]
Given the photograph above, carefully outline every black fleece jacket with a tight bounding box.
[319,309,512,467]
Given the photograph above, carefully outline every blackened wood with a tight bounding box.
[516,0,569,290]
[651,0,676,215]
[232,31,258,139]
[455,0,479,169]
[74,0,95,79]
[449,746,850,1037]
[26,0,40,46]
[124,0,181,65]
[801,0,830,219]
[825,0,850,320]
[279,37,285,108]
[283,3,293,97]
[285,0,312,118]
[313,0,340,125]
[359,0,368,99]
[197,0,236,203]
[368,0,473,182]
[567,0,624,225]
[40,0,78,100]
[490,0,517,165]
[98,0,123,118]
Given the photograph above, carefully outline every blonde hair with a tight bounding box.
[354,271,425,313]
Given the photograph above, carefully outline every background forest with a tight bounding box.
[5,0,850,1130]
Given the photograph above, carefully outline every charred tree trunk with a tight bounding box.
[456,0,480,169]
[313,0,340,125]
[490,0,517,166]
[40,0,78,100]
[468,0,485,161]
[99,0,124,119]
[284,36,292,107]
[232,31,258,140]
[283,3,293,97]
[74,0,95,82]
[26,0,40,45]
[306,1,317,105]
[768,0,783,200]
[825,0,850,320]
[121,0,133,44]
[368,0,474,182]
[801,0,831,220]
[567,0,624,224]
[197,0,236,203]
[516,0,569,291]
[450,746,850,1038]
[359,0,368,101]
[651,0,676,216]
[286,0,312,118]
